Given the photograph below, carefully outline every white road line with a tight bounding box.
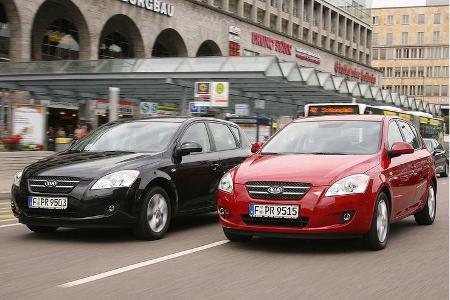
[59,240,229,288]
[0,223,20,228]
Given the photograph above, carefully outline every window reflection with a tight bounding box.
[42,19,80,60]
[0,4,9,61]
[99,32,133,59]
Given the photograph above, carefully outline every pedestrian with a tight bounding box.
[57,127,66,138]
[47,126,56,151]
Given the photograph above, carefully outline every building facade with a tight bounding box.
[371,4,449,105]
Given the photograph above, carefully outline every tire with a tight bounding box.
[414,183,436,225]
[26,225,58,233]
[440,162,448,177]
[363,192,390,251]
[133,187,172,240]
[223,228,252,242]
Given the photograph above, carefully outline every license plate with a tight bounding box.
[249,204,299,219]
[28,196,68,210]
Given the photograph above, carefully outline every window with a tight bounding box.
[402,15,409,24]
[42,19,80,60]
[180,123,211,152]
[99,32,134,59]
[402,67,409,77]
[434,13,441,24]
[432,85,440,96]
[270,0,278,7]
[411,48,417,58]
[386,33,393,46]
[443,66,449,77]
[403,48,409,58]
[442,85,449,96]
[386,49,393,59]
[380,48,386,60]
[257,8,265,24]
[418,66,424,77]
[409,85,415,95]
[243,3,252,19]
[398,121,420,149]
[417,85,424,95]
[410,67,416,77]
[395,67,401,77]
[427,47,433,58]
[228,0,238,12]
[417,14,425,24]
[402,32,408,45]
[372,33,378,46]
[435,47,441,59]
[433,31,440,44]
[395,48,402,58]
[229,126,241,145]
[270,14,277,29]
[426,66,433,77]
[373,48,379,60]
[434,66,441,77]
[372,16,379,25]
[209,122,237,151]
[418,48,425,58]
[417,32,424,45]
[281,0,288,12]
[444,47,449,58]
[387,15,394,25]
[386,67,393,77]
[388,121,404,149]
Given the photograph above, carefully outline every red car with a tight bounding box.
[217,115,437,250]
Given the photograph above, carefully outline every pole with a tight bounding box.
[0,90,5,138]
[180,87,188,116]
[109,87,120,123]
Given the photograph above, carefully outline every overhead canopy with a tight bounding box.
[0,56,441,117]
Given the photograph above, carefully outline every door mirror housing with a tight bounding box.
[251,142,263,153]
[177,142,203,157]
[389,142,414,158]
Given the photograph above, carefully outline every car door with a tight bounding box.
[386,120,415,218]
[171,122,216,212]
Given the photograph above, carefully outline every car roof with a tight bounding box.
[110,116,238,126]
[294,115,386,122]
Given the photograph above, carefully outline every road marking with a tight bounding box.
[59,240,230,288]
[0,218,17,222]
[0,223,20,228]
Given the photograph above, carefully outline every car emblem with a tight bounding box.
[44,180,58,188]
[267,186,284,194]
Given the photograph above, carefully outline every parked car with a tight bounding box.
[423,138,448,177]
[11,117,251,239]
[217,115,437,250]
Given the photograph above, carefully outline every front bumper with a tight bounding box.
[218,184,375,236]
[11,181,138,228]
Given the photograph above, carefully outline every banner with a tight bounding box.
[13,105,45,145]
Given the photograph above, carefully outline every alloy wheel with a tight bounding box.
[376,200,388,243]
[428,185,436,220]
[147,193,169,233]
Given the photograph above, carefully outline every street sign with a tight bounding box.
[189,102,208,114]
[140,102,159,115]
[235,103,249,116]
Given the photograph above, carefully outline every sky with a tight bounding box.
[372,0,427,8]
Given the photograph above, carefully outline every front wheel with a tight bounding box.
[414,183,436,225]
[440,162,448,177]
[363,193,390,251]
[134,187,172,240]
[26,225,58,233]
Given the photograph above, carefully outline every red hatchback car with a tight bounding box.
[217,115,437,250]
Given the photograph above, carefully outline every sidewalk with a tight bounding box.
[0,151,54,199]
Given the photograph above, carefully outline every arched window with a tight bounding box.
[0,4,9,61]
[42,19,80,60]
[99,32,133,59]
[152,29,187,57]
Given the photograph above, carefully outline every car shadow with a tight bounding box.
[17,213,219,244]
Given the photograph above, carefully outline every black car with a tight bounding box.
[11,117,251,239]
[424,138,448,177]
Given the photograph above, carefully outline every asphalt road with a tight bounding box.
[0,178,448,300]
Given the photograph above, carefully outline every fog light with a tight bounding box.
[340,211,355,224]
[218,207,228,217]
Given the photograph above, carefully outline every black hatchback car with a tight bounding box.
[423,138,448,177]
[11,117,251,239]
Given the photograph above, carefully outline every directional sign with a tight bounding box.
[189,102,208,114]
[140,102,159,115]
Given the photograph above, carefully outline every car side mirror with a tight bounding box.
[177,142,202,157]
[251,142,263,153]
[389,142,414,158]
[433,148,445,156]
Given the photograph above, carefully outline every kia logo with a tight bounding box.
[44,180,58,188]
[267,186,283,194]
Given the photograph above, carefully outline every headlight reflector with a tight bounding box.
[218,172,234,194]
[13,171,23,187]
[91,170,139,190]
[325,174,370,197]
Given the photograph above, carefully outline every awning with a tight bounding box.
[0,56,441,116]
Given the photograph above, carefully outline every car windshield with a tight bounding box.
[261,121,382,155]
[423,140,433,152]
[71,121,181,153]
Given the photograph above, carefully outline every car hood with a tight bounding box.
[23,151,163,179]
[234,153,380,186]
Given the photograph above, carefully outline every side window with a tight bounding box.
[435,141,444,150]
[180,123,211,153]
[398,121,420,149]
[229,126,241,146]
[388,121,404,149]
[209,122,238,151]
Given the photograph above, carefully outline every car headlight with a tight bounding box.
[13,171,23,187]
[325,174,370,197]
[91,170,140,190]
[218,172,234,194]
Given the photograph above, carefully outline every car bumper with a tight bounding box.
[217,184,375,237]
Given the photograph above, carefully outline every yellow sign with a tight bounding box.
[216,83,225,94]
[429,119,441,126]
[383,111,398,116]
[399,113,412,121]
[420,117,429,124]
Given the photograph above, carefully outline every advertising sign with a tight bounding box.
[194,82,211,99]
[13,105,45,145]
[140,102,159,115]
[194,82,229,108]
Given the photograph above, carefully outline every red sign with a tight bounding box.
[251,32,292,56]
[335,61,377,84]
[295,48,320,65]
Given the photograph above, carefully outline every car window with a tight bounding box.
[229,126,241,146]
[424,140,434,152]
[387,121,404,149]
[180,122,211,153]
[398,121,420,149]
[209,122,238,151]
[435,141,444,150]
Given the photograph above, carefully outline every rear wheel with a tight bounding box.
[223,229,252,242]
[134,187,171,240]
[440,162,448,177]
[26,225,58,233]
[414,183,436,225]
[363,193,390,251]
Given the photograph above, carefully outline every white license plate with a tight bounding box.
[28,196,68,210]
[249,204,299,219]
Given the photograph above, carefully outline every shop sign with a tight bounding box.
[13,105,45,145]
[140,102,159,115]
[96,100,134,116]
[194,82,229,107]
[335,61,377,84]
[42,100,79,110]
[295,47,320,65]
[119,0,174,17]
[229,25,241,56]
[251,32,292,56]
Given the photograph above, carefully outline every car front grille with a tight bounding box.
[28,176,80,194]
[242,215,309,227]
[245,181,312,200]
